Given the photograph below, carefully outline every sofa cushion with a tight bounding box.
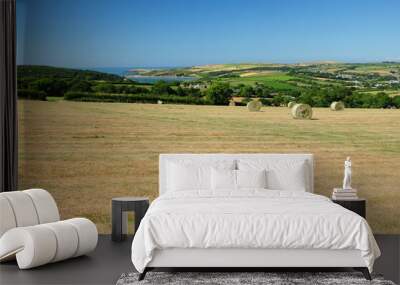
[0,196,17,237]
[0,218,97,269]
[0,192,39,227]
[24,189,60,224]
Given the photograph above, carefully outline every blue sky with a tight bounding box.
[17,0,400,68]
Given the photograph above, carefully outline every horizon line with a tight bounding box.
[17,60,400,70]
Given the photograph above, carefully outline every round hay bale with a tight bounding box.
[330,101,345,111]
[291,103,313,119]
[247,100,262,112]
[229,100,236,106]
[288,101,296,108]
[157,100,163,105]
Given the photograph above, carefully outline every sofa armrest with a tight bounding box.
[0,226,57,268]
[0,218,97,269]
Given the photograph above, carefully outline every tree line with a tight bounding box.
[17,66,400,109]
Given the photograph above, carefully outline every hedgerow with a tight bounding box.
[18,89,47,100]
[64,92,207,105]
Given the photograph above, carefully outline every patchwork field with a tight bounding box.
[18,100,400,234]
[218,73,299,90]
[360,90,400,97]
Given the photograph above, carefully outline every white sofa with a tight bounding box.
[0,189,98,269]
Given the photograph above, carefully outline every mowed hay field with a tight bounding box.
[18,100,400,234]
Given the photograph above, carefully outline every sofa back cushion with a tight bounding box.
[0,189,60,238]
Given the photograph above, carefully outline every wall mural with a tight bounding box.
[17,0,400,234]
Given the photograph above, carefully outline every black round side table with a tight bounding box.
[111,197,149,242]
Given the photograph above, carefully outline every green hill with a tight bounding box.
[17,65,123,82]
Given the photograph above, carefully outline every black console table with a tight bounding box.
[111,197,149,242]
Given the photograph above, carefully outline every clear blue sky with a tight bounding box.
[17,0,400,68]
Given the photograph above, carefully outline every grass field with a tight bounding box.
[359,90,400,97]
[218,73,298,90]
[18,100,400,234]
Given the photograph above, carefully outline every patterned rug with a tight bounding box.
[116,271,396,285]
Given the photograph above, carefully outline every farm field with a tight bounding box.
[360,90,400,97]
[18,100,400,234]
[217,73,299,90]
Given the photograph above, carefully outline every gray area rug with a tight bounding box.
[116,272,396,285]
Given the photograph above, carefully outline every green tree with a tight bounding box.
[298,89,316,106]
[69,80,92,92]
[205,82,232,105]
[392,96,400,108]
[30,78,68,97]
[371,92,391,108]
[176,86,186,96]
[152,81,175,95]
[271,94,292,106]
[95,83,116,93]
[239,86,255,97]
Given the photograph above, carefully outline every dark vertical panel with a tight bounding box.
[0,0,18,192]
[112,200,123,242]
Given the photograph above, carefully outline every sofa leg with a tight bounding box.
[138,268,148,281]
[354,267,371,280]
